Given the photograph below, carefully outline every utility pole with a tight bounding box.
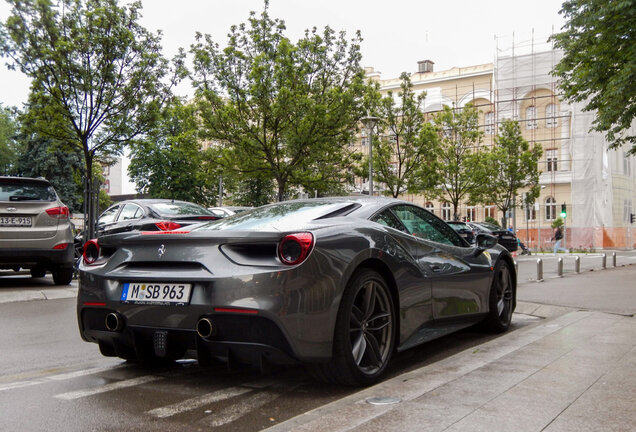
[361,114,380,196]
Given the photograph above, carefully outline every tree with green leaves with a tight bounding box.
[191,1,368,201]
[551,0,636,153]
[0,0,184,237]
[15,102,111,213]
[0,104,20,175]
[371,73,438,198]
[474,119,543,228]
[428,105,485,221]
[230,177,276,207]
[128,98,217,206]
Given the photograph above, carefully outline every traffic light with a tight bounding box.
[560,203,567,219]
[631,213,635,224]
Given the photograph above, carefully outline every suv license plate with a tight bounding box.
[0,216,32,227]
[121,282,192,305]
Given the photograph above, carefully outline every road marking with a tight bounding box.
[0,364,125,392]
[147,386,253,418]
[55,375,161,400]
[206,391,280,427]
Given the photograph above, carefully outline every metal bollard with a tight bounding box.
[574,256,580,273]
[602,253,607,269]
[557,257,563,277]
[537,258,544,282]
[612,252,616,267]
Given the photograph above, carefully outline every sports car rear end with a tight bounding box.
[77,201,361,368]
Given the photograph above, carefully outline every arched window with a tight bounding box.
[441,202,452,221]
[546,103,558,128]
[485,111,495,135]
[425,202,434,215]
[545,197,556,221]
[526,106,537,129]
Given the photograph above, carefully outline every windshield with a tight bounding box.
[0,180,56,201]
[151,202,213,216]
[193,201,351,232]
[476,222,500,231]
[448,223,467,232]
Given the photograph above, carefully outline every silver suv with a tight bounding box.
[0,176,75,285]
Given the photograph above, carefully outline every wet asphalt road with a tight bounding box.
[0,274,542,432]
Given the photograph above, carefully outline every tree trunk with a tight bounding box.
[277,179,285,202]
[84,153,96,240]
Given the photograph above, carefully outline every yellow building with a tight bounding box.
[359,40,635,250]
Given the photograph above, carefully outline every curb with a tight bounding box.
[0,283,78,304]
[514,301,574,318]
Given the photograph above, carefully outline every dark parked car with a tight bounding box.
[95,199,220,237]
[446,221,476,244]
[0,176,74,284]
[77,197,516,386]
[468,222,518,252]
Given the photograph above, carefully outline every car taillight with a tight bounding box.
[155,221,182,231]
[83,239,100,264]
[46,206,70,219]
[197,216,218,220]
[53,243,69,250]
[278,232,314,265]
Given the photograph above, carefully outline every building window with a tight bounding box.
[624,152,632,176]
[525,204,537,221]
[425,202,434,215]
[484,112,495,135]
[465,206,476,222]
[485,204,496,219]
[526,106,537,129]
[546,149,558,172]
[546,103,558,128]
[441,202,451,221]
[545,197,556,221]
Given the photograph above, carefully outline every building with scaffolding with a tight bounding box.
[359,33,635,250]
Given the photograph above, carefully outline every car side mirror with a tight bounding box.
[473,233,498,256]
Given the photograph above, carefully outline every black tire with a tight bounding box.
[30,268,46,278]
[52,267,74,285]
[308,269,396,386]
[484,260,514,333]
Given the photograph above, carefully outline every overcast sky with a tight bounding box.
[0,0,566,108]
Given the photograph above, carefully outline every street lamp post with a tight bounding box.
[361,114,380,196]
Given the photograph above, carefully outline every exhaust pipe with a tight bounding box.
[105,312,124,332]
[196,318,215,339]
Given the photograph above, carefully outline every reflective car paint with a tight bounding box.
[77,197,516,380]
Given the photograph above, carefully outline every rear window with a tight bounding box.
[0,180,56,201]
[150,202,213,216]
[194,201,353,232]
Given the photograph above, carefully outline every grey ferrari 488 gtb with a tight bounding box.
[77,197,516,386]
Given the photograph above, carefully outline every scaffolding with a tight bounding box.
[494,31,635,250]
[362,31,635,249]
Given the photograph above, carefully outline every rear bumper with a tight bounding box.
[0,246,74,270]
[79,306,299,366]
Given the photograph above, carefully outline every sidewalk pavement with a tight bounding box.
[0,278,77,304]
[2,263,635,432]
[266,266,636,432]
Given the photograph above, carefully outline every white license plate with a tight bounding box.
[121,282,192,305]
[0,216,32,227]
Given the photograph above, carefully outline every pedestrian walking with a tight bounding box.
[552,226,568,255]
